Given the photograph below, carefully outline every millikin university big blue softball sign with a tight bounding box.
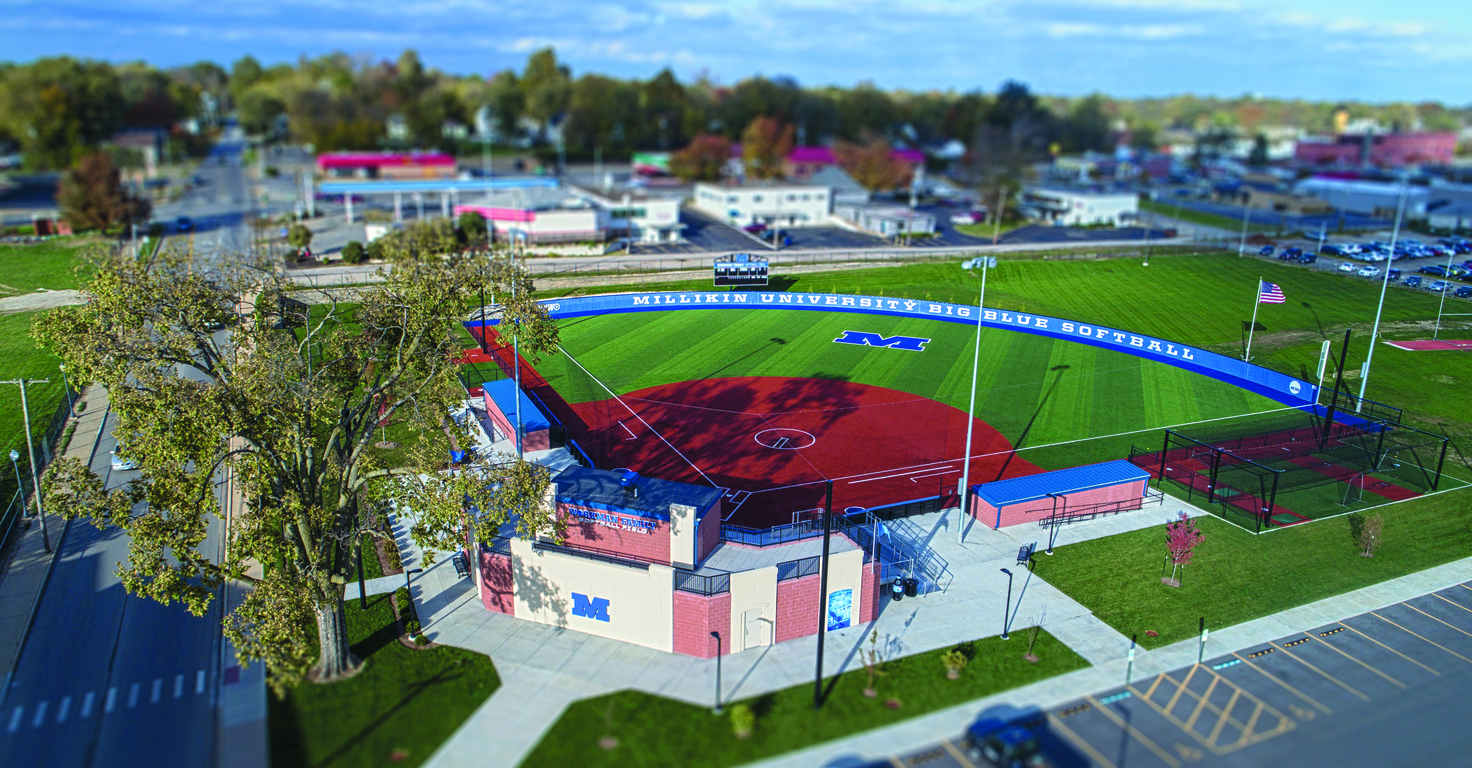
[469,290,1318,407]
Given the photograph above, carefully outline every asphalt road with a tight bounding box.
[0,407,224,768]
[152,126,253,261]
[879,581,1472,768]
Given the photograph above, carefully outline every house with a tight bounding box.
[692,182,831,228]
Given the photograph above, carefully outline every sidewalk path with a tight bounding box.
[0,386,106,695]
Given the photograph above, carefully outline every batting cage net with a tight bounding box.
[1129,403,1449,532]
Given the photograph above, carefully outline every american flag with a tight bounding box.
[1259,281,1286,304]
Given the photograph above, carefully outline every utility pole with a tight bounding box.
[2,378,52,553]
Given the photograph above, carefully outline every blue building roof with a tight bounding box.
[482,379,551,432]
[974,460,1150,507]
[552,466,723,520]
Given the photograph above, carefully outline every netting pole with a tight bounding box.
[1266,471,1280,532]
[813,479,833,711]
[1373,419,1388,469]
[1320,329,1352,451]
[1208,447,1221,504]
[1157,431,1172,491]
[1434,438,1449,491]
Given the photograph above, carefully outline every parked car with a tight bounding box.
[1282,247,1304,260]
[950,211,985,226]
[1320,244,1347,256]
[1357,266,1381,278]
[174,216,193,232]
[1388,268,1401,280]
[110,449,139,471]
[1403,275,1422,287]
[1456,286,1472,298]
[1259,245,1275,257]
[1298,252,1318,264]
[742,222,767,234]
[1337,262,1357,273]
[1427,280,1452,293]
[1420,264,1451,276]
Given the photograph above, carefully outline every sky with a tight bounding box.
[2,0,1470,103]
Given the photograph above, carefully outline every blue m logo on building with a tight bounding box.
[571,593,611,622]
[832,330,930,352]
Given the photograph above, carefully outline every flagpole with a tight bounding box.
[1244,279,1262,362]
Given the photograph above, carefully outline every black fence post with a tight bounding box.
[1208,448,1222,505]
[1266,471,1280,531]
[1433,438,1449,491]
[1157,430,1172,491]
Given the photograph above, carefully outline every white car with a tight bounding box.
[950,211,985,226]
[1356,266,1381,278]
[110,450,139,471]
[1337,262,1356,273]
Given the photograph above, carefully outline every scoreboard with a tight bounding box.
[713,253,769,287]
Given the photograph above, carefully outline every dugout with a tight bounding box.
[970,460,1151,529]
[472,466,881,657]
[480,379,551,453]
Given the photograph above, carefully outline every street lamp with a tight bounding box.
[9,449,20,512]
[999,568,1014,640]
[957,257,996,544]
[710,631,723,715]
[404,567,422,597]
[59,364,73,413]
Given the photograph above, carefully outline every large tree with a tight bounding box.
[670,133,733,182]
[740,116,794,180]
[56,151,152,232]
[834,134,913,192]
[36,247,563,693]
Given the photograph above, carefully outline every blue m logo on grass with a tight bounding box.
[571,592,611,622]
[833,330,930,351]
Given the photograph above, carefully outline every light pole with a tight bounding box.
[59,364,73,413]
[404,567,422,597]
[710,631,723,715]
[9,449,21,514]
[999,567,1013,640]
[1357,180,1409,411]
[3,378,50,553]
[1433,247,1456,341]
[957,257,995,544]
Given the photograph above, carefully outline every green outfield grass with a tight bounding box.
[545,307,1285,473]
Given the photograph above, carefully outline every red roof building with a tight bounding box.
[315,152,457,180]
[1295,133,1456,168]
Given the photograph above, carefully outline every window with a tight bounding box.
[752,195,763,203]
[787,194,797,201]
[801,194,811,201]
[726,195,738,204]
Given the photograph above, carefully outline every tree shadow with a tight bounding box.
[309,666,466,768]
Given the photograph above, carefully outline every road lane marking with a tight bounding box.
[174,675,184,699]
[1370,612,1472,664]
[127,684,139,708]
[1268,641,1370,701]
[7,706,22,733]
[1230,653,1333,714]
[81,692,95,719]
[31,700,47,728]
[1336,622,1440,675]
[56,696,70,724]
[1045,713,1119,768]
[1085,694,1182,767]
[196,670,206,694]
[105,688,117,713]
[1305,633,1405,688]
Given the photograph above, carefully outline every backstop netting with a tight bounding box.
[1129,403,1449,532]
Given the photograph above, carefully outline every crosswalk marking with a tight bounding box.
[56,696,70,724]
[195,670,206,694]
[127,683,139,709]
[173,675,184,699]
[150,678,161,703]
[6,706,22,734]
[30,701,47,729]
[81,692,95,719]
[105,687,117,713]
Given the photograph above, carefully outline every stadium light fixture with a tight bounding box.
[1357,180,1409,411]
[956,258,995,545]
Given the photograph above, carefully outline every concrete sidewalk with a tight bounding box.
[417,498,1206,768]
[0,386,107,699]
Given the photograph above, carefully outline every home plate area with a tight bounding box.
[562,376,1041,529]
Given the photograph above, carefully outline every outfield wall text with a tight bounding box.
[470,291,1318,407]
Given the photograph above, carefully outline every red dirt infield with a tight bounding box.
[1386,339,1472,352]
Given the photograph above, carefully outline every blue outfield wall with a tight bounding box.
[468,290,1320,408]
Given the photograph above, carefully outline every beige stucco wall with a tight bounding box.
[728,566,778,652]
[669,503,696,569]
[510,538,675,653]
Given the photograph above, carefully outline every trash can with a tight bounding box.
[904,577,919,598]
[890,576,905,602]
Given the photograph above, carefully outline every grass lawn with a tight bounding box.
[522,630,1087,768]
[1139,199,1277,234]
[268,536,501,768]
[1031,485,1472,651]
[0,238,95,295]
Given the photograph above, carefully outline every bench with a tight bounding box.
[1017,542,1036,566]
[452,550,471,579]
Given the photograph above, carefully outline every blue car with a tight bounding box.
[1259,245,1275,256]
[175,216,193,232]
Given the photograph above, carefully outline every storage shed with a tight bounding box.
[970,460,1151,529]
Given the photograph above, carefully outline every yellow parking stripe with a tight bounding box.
[1369,612,1472,665]
[1046,712,1120,768]
[940,739,979,768]
[1269,641,1370,702]
[1163,665,1199,716]
[1306,633,1405,688]
[1336,621,1440,676]
[1433,593,1472,616]
[1085,694,1183,768]
[1205,688,1242,746]
[1231,652,1333,714]
[1400,602,1472,637]
[1235,702,1266,748]
[1183,677,1220,732]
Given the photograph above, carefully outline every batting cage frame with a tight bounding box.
[1130,403,1449,533]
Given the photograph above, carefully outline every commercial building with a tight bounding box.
[454,185,684,245]
[1019,188,1138,226]
[316,152,457,180]
[472,466,879,657]
[1294,133,1457,168]
[692,182,832,228]
[834,203,936,237]
[1293,178,1430,218]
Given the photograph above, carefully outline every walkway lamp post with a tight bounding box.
[9,449,21,514]
[957,258,995,544]
[999,567,1014,640]
[711,631,723,715]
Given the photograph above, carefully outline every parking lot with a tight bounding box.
[1246,237,1472,302]
[886,583,1472,768]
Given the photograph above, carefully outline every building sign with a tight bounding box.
[564,504,657,534]
[571,593,611,622]
[469,291,1317,407]
[827,589,853,631]
[833,330,930,351]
